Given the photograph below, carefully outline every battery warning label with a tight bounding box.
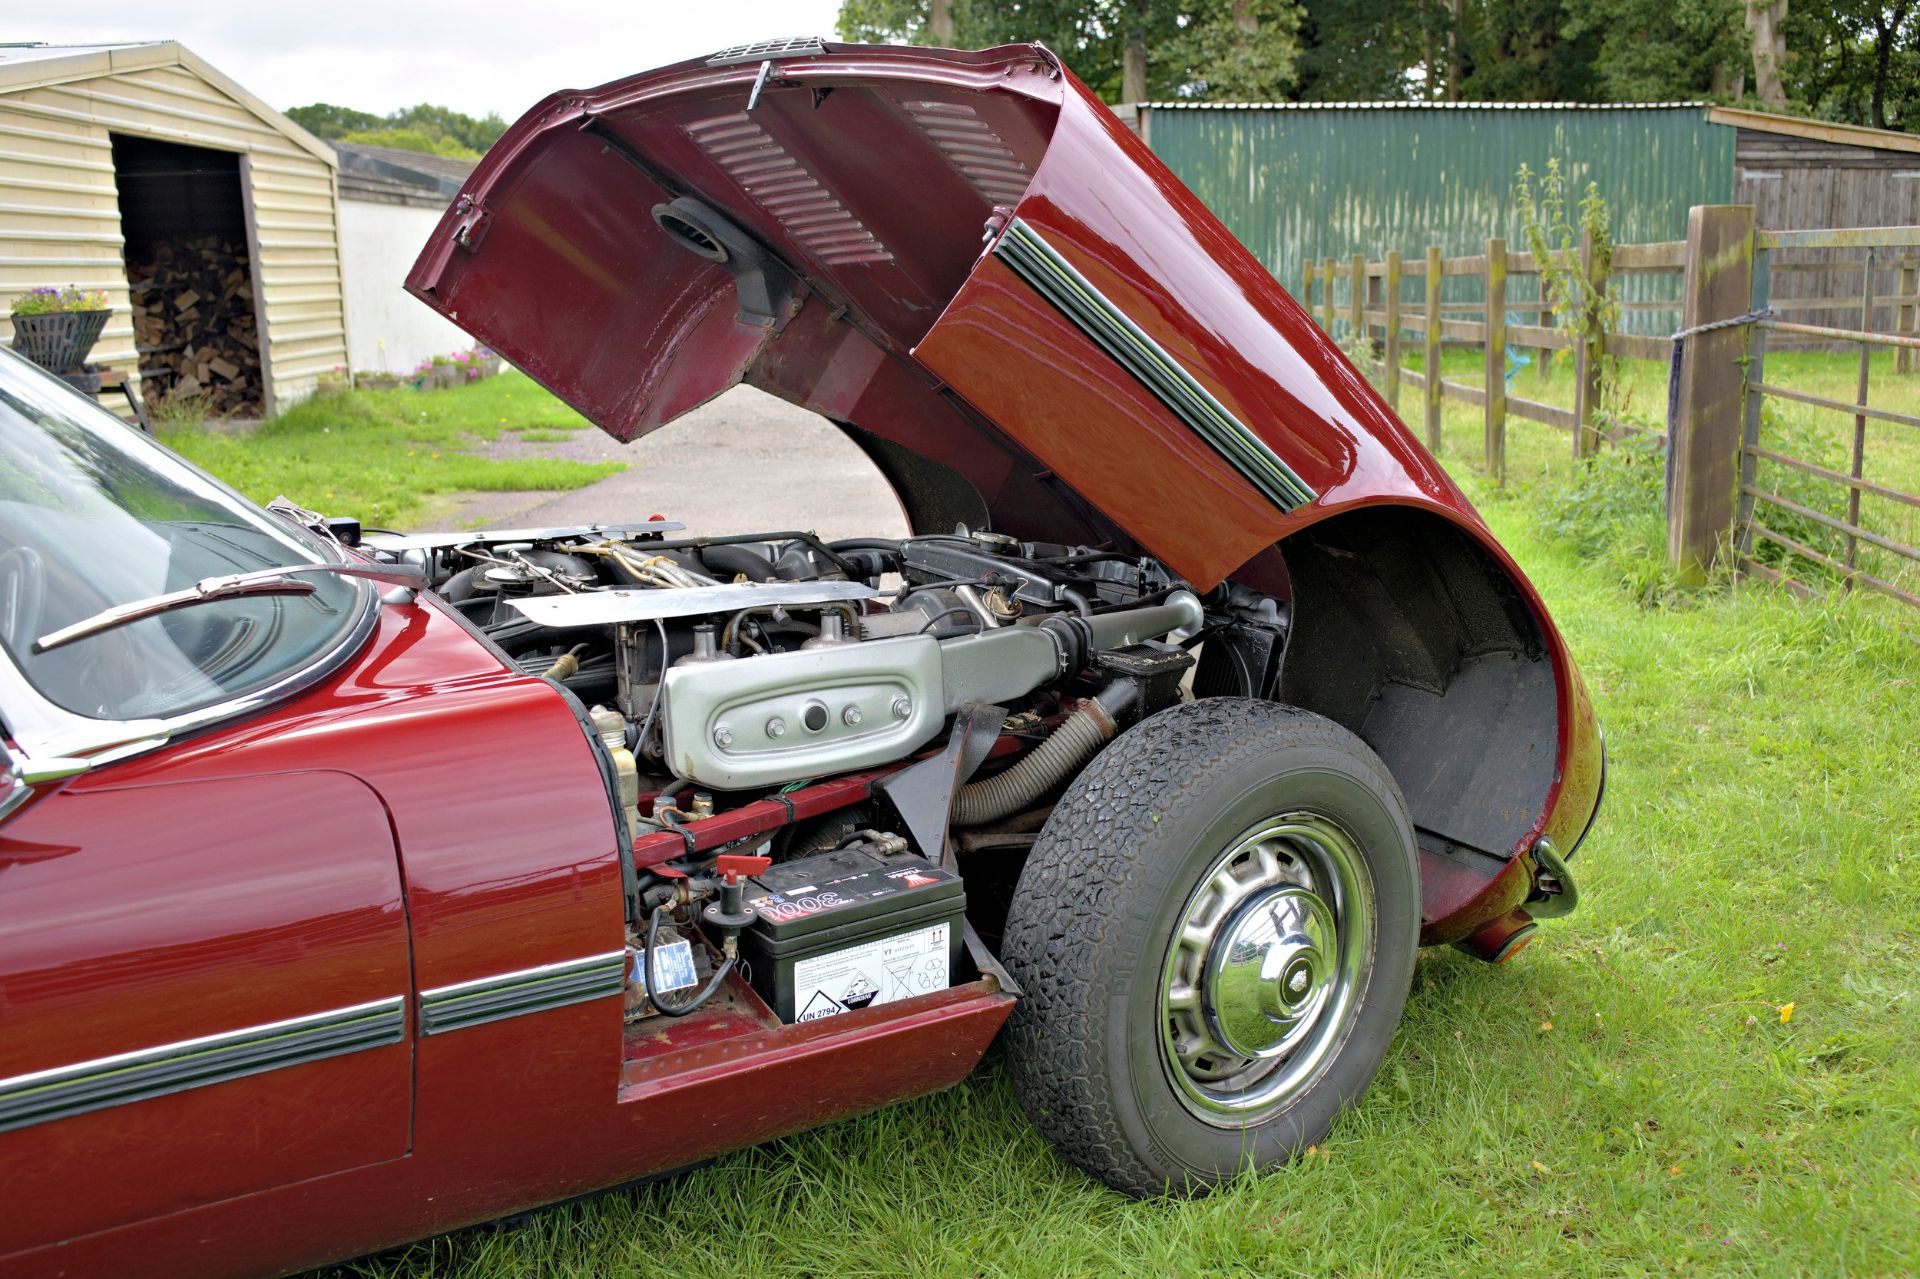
[791,922,949,1022]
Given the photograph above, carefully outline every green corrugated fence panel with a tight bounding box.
[1147,105,1736,335]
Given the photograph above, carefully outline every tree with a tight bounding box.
[836,0,1301,102]
[1167,0,1302,99]
[1565,0,1748,102]
[1291,0,1434,100]
[1787,0,1920,130]
[1747,0,1789,105]
[284,102,508,158]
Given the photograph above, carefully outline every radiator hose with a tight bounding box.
[951,683,1133,827]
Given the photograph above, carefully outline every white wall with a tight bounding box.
[338,198,472,375]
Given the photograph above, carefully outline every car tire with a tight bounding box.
[1000,697,1420,1197]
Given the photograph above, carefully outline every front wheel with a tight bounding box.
[1000,699,1419,1196]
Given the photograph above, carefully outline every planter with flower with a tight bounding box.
[9,285,113,374]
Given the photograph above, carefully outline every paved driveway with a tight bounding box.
[430,384,912,541]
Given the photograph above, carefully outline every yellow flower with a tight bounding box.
[1779,1002,1795,1024]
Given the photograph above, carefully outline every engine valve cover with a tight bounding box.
[661,636,943,789]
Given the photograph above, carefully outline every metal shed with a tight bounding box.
[0,41,349,415]
[1134,101,1920,327]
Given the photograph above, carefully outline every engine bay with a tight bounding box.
[367,521,1290,1027]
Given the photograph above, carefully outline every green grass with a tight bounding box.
[162,373,620,527]
[307,371,1920,1276]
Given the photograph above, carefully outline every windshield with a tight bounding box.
[0,350,366,724]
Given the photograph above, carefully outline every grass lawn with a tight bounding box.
[302,371,1920,1276]
[160,372,622,529]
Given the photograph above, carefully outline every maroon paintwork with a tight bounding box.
[1,594,1011,1278]
[2,40,1600,1279]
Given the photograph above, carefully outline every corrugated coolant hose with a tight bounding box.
[952,700,1115,827]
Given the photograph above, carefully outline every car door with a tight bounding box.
[0,766,412,1253]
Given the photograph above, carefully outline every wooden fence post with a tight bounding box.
[1321,258,1335,334]
[1484,237,1507,484]
[1350,253,1366,348]
[1573,227,1607,459]
[1668,204,1756,584]
[1384,250,1402,407]
[1424,245,1442,452]
[1898,258,1916,374]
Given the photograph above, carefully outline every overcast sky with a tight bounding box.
[25,0,848,121]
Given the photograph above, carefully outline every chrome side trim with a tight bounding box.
[991,217,1318,513]
[418,951,627,1036]
[0,996,406,1134]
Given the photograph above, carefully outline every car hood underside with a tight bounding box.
[406,41,1459,591]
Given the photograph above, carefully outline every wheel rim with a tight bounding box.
[1158,812,1375,1125]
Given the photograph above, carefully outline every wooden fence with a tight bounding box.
[1302,209,1920,606]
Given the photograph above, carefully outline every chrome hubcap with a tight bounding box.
[1160,813,1374,1124]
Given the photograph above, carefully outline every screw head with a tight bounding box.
[765,716,786,738]
[713,723,734,748]
[890,695,913,720]
[842,705,864,727]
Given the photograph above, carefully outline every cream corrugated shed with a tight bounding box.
[0,41,348,414]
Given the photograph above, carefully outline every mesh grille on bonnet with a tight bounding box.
[685,113,895,266]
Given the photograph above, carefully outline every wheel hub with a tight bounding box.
[1203,886,1337,1058]
[1159,814,1374,1124]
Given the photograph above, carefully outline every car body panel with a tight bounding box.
[0,40,1602,1278]
[0,771,411,1250]
[0,591,1011,1279]
[404,39,1600,880]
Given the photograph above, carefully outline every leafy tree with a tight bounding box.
[1453,0,1604,101]
[1786,0,1920,130]
[1292,0,1438,100]
[1166,0,1302,99]
[285,102,508,158]
[285,103,383,138]
[837,0,1302,101]
[336,128,481,160]
[1567,0,1749,101]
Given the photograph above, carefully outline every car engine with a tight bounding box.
[367,520,1286,1024]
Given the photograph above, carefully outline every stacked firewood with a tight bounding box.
[126,236,263,415]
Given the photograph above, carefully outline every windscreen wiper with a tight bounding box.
[32,561,426,655]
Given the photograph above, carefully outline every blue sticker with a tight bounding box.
[636,939,697,994]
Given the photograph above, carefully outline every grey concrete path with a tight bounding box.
[425,384,910,542]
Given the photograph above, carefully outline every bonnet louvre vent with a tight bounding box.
[686,113,894,266]
[902,100,1032,206]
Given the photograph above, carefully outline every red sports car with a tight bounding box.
[0,40,1600,1278]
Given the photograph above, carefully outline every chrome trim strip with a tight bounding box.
[990,217,1318,512]
[0,996,406,1134]
[418,951,627,1036]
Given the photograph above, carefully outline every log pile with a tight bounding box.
[127,236,263,415]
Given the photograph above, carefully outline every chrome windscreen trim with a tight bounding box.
[418,951,627,1036]
[991,217,1318,512]
[0,996,406,1134]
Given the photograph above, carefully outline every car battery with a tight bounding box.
[739,843,964,1023]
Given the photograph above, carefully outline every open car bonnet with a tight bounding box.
[406,40,1464,591]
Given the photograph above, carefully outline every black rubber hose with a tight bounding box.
[644,902,734,1017]
[700,543,778,582]
[827,538,904,552]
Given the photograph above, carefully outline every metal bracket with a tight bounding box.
[1526,837,1580,920]
[873,703,1004,868]
[451,196,491,252]
[746,60,775,111]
